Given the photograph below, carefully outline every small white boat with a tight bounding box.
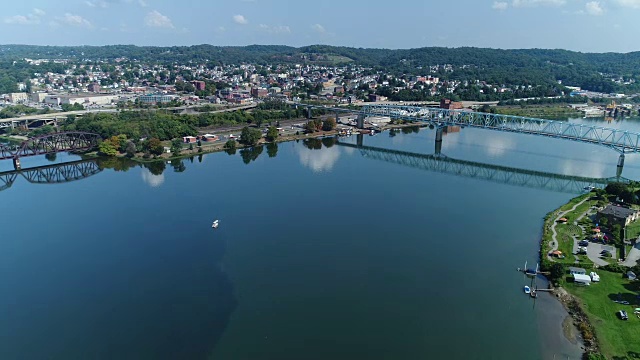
[524,286,531,294]
[212,219,219,229]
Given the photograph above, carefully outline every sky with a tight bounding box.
[1,0,640,53]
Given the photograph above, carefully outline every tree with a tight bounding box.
[266,126,279,142]
[125,141,136,157]
[98,140,118,156]
[225,139,237,150]
[305,121,316,133]
[549,263,565,283]
[240,126,262,146]
[322,117,337,131]
[147,138,164,156]
[170,138,182,155]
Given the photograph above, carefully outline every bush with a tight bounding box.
[602,263,625,273]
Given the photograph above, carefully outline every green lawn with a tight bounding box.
[626,220,640,241]
[565,271,640,358]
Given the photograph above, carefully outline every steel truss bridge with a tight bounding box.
[363,105,640,154]
[299,103,640,154]
[336,142,628,194]
[0,132,100,161]
[0,159,102,192]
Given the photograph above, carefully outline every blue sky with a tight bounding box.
[1,0,639,52]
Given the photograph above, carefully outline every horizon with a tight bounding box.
[2,43,640,55]
[2,0,640,53]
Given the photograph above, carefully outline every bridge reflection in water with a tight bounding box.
[0,159,102,192]
[336,139,630,194]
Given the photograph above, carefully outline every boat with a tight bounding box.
[523,261,538,277]
[530,289,537,298]
[524,286,531,294]
[212,219,219,229]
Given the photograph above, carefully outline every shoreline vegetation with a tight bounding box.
[539,188,640,360]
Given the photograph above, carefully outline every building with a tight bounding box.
[597,204,640,226]
[182,136,197,143]
[87,83,101,93]
[440,98,463,110]
[202,134,219,142]
[7,92,29,103]
[569,267,586,275]
[368,94,387,102]
[63,94,118,106]
[251,88,268,98]
[30,92,48,103]
[191,81,206,92]
[139,93,176,104]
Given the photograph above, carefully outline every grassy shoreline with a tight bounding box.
[539,194,640,359]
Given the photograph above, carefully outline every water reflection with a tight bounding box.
[297,138,341,172]
[240,145,263,164]
[266,142,278,158]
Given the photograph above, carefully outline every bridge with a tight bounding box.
[0,132,100,169]
[0,159,102,192]
[297,103,640,173]
[336,138,628,194]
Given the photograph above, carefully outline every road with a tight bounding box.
[0,103,257,123]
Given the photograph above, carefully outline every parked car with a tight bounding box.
[619,310,629,320]
[579,240,589,247]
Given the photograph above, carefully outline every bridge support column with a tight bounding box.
[356,133,364,147]
[335,111,339,124]
[357,114,365,129]
[307,107,312,119]
[13,158,21,171]
[617,154,625,178]
[434,127,444,155]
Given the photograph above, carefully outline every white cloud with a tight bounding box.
[512,0,566,7]
[4,8,45,25]
[138,0,148,6]
[492,1,509,10]
[233,14,248,24]
[585,1,604,15]
[85,0,108,7]
[59,13,93,28]
[615,0,640,8]
[259,24,291,34]
[216,26,226,33]
[311,23,326,33]
[145,10,174,28]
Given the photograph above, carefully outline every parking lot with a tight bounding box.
[574,238,616,266]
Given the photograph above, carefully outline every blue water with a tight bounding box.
[3,117,640,359]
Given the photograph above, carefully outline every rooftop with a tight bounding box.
[599,204,638,219]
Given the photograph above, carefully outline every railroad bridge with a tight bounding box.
[0,132,100,170]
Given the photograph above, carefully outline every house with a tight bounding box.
[597,204,640,226]
[569,267,587,275]
[573,274,592,285]
[182,136,197,143]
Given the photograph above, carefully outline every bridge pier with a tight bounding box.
[13,158,21,170]
[434,126,444,155]
[357,114,365,129]
[356,133,364,147]
[307,107,312,119]
[617,154,625,177]
[335,111,339,124]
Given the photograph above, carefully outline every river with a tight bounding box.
[2,116,640,359]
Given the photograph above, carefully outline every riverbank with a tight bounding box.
[540,193,640,359]
[88,121,423,164]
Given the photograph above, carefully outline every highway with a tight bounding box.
[0,103,257,124]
